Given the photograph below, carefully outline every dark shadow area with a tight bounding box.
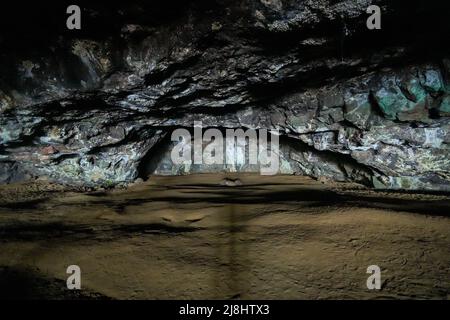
[28,183,450,217]
[0,266,110,300]
[0,221,201,242]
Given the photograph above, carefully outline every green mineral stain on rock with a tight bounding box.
[374,88,405,120]
[439,95,450,115]
[406,78,427,102]
[374,77,429,121]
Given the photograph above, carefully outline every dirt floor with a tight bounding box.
[0,174,449,300]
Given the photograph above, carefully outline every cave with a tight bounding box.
[0,0,450,303]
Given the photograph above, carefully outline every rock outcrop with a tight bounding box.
[1,0,450,190]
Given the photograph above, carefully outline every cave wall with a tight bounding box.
[0,0,450,190]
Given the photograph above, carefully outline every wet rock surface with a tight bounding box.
[1,1,450,190]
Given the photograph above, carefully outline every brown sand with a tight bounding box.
[0,174,449,299]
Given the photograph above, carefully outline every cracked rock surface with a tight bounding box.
[1,0,450,190]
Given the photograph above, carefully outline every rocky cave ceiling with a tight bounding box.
[0,0,450,191]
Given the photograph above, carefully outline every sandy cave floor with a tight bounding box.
[0,174,449,300]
